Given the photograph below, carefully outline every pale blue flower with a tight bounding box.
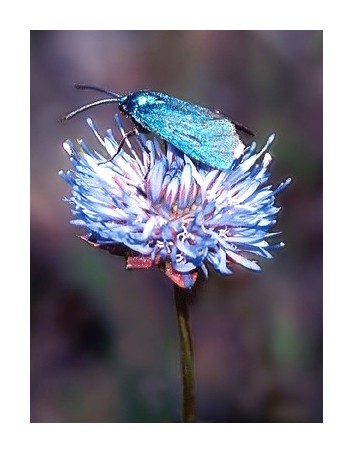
[60,115,291,288]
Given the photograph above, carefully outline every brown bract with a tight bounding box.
[80,235,198,289]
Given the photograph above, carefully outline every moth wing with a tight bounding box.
[169,117,244,170]
[137,95,244,170]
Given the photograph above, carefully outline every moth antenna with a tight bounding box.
[74,84,122,99]
[60,98,118,121]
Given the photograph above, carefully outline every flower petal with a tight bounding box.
[61,117,290,284]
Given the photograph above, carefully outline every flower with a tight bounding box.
[60,115,291,288]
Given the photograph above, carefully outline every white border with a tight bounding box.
[3,1,351,451]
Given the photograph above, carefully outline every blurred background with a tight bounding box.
[30,30,322,423]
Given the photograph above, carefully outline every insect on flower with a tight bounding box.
[61,84,254,171]
[59,115,291,289]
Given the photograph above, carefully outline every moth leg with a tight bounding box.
[99,128,137,165]
[163,139,168,153]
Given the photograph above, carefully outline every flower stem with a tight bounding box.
[173,284,196,423]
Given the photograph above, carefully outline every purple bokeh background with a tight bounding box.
[31,30,322,422]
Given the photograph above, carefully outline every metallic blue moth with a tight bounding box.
[63,85,253,171]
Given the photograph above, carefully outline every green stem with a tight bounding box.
[174,284,196,422]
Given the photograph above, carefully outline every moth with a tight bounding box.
[62,84,254,170]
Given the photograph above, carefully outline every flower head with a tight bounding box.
[60,115,291,288]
